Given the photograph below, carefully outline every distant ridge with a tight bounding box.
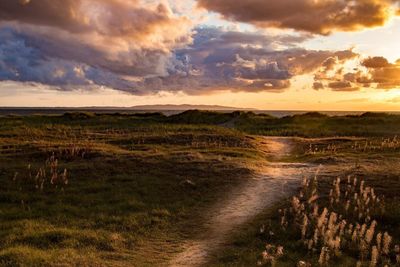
[0,104,256,111]
[128,104,256,111]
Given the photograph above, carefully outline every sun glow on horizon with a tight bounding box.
[1,81,400,112]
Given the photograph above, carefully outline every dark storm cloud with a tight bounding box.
[197,0,399,35]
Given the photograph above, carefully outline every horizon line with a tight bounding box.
[1,106,400,113]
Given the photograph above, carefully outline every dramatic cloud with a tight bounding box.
[362,57,400,89]
[197,0,400,35]
[0,28,143,93]
[0,21,357,94]
[0,0,193,93]
[0,0,191,41]
[313,56,400,91]
[134,27,357,94]
[0,0,192,76]
[0,0,397,95]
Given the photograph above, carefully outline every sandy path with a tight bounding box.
[169,137,317,267]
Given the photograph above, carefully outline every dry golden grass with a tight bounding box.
[258,174,399,266]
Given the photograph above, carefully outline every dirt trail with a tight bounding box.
[170,137,317,267]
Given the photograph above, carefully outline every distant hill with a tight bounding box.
[128,104,256,111]
[0,105,256,116]
[0,105,254,111]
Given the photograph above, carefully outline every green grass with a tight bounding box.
[0,113,260,266]
[1,112,400,266]
[210,137,400,266]
[234,112,400,137]
[121,109,400,137]
[4,110,400,137]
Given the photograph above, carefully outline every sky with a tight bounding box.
[1,0,400,111]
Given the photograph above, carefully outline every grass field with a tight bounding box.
[0,113,261,266]
[169,110,400,137]
[210,137,400,267]
[0,111,399,266]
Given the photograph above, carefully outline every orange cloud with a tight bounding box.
[1,0,399,95]
[198,0,398,35]
[328,81,359,92]
[314,55,400,91]
[0,0,192,52]
[362,57,391,68]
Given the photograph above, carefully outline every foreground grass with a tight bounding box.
[1,111,400,266]
[210,138,400,266]
[0,113,260,266]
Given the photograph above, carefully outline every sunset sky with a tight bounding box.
[1,0,400,110]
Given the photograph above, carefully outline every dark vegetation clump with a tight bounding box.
[62,112,96,120]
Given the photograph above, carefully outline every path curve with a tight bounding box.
[170,137,317,267]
